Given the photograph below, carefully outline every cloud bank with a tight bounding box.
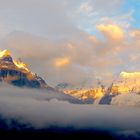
[0,84,140,134]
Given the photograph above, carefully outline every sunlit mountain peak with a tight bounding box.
[0,50,11,58]
[120,71,140,78]
[13,59,29,72]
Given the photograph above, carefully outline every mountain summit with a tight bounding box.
[0,50,47,88]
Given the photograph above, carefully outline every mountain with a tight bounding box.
[111,71,140,94]
[60,71,140,104]
[0,50,83,104]
[98,71,140,104]
[57,83,104,104]
[0,50,47,88]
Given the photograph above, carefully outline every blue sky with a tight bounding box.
[123,0,140,28]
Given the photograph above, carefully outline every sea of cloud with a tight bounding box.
[0,84,140,138]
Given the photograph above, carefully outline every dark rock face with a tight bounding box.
[99,94,117,105]
[0,69,25,78]
[0,68,46,88]
[11,77,41,88]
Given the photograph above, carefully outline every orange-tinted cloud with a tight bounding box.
[97,24,124,41]
[129,30,140,39]
[55,57,70,68]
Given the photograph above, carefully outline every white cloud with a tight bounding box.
[78,2,93,14]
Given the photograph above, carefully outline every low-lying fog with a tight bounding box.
[0,84,140,139]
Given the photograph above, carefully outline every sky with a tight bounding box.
[0,0,140,87]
